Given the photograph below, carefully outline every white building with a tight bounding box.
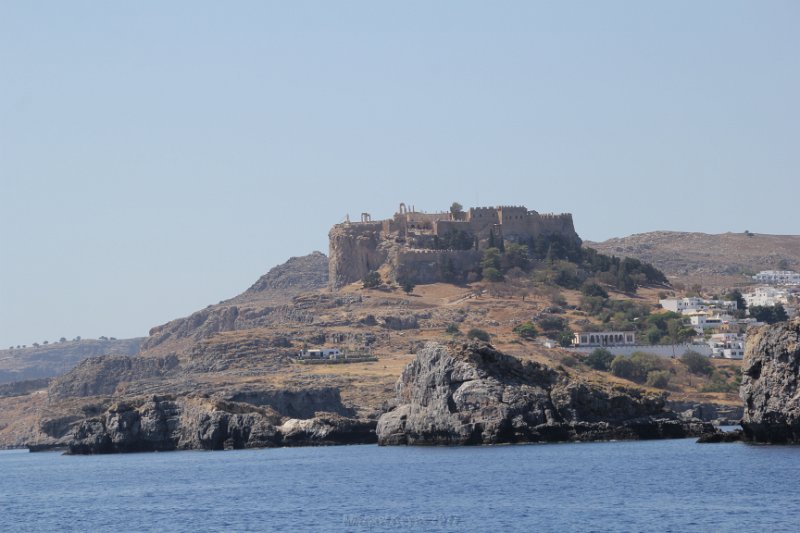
[707,332,746,359]
[685,311,733,333]
[743,286,789,307]
[298,348,342,360]
[753,270,800,285]
[572,331,636,348]
[659,297,737,314]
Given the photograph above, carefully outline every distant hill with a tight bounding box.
[0,338,143,384]
[585,231,800,289]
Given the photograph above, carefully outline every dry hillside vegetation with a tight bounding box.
[586,231,800,290]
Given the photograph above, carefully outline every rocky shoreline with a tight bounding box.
[376,342,711,446]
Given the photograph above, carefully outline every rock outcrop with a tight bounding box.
[377,342,709,445]
[51,395,376,454]
[48,355,180,400]
[740,318,800,443]
[243,251,329,296]
[328,222,389,289]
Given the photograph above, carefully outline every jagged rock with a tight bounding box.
[58,395,376,454]
[380,314,419,330]
[244,251,329,295]
[667,401,743,425]
[740,318,800,443]
[377,342,710,445]
[48,355,180,400]
[328,223,390,289]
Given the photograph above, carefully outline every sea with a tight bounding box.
[2,437,799,533]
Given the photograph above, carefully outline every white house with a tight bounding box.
[685,311,733,333]
[707,332,746,359]
[298,348,342,360]
[753,270,800,285]
[743,286,789,307]
[659,297,737,314]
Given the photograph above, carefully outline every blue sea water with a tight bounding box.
[1,439,799,532]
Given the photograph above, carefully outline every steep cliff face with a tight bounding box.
[740,318,800,443]
[48,355,180,400]
[243,251,329,297]
[328,223,389,289]
[61,395,376,454]
[377,342,709,445]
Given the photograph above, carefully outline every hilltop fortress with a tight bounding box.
[329,203,580,289]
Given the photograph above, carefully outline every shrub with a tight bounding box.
[611,356,646,383]
[538,316,566,333]
[585,348,614,371]
[401,280,416,294]
[513,321,538,340]
[611,352,666,383]
[482,267,504,282]
[467,328,491,342]
[558,330,574,347]
[681,351,713,376]
[362,271,381,289]
[561,355,579,367]
[445,323,461,335]
[581,282,609,299]
[646,370,671,389]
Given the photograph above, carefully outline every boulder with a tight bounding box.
[740,318,800,443]
[377,342,710,445]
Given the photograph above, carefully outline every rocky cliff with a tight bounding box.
[740,318,800,443]
[328,223,390,289]
[242,251,329,298]
[60,395,376,454]
[377,342,710,445]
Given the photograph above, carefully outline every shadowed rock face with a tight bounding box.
[377,342,710,445]
[740,318,800,443]
[57,396,376,454]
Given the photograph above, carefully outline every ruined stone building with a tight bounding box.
[328,203,580,289]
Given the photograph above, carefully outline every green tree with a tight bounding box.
[646,370,671,389]
[402,280,416,294]
[513,321,538,340]
[749,304,789,324]
[585,348,614,371]
[681,351,713,376]
[581,282,609,298]
[362,271,381,289]
[467,328,491,342]
[449,202,465,220]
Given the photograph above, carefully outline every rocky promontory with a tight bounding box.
[59,395,376,454]
[377,342,710,445]
[740,318,800,443]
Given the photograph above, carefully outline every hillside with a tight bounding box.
[0,338,143,384]
[2,226,761,450]
[1,250,742,450]
[586,231,800,290]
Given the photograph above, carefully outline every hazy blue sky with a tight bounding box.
[1,2,798,346]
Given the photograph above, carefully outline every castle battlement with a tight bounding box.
[329,202,580,289]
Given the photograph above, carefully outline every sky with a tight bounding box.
[1,1,798,347]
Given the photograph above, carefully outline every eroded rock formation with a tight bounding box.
[740,318,800,443]
[61,395,376,454]
[377,342,709,445]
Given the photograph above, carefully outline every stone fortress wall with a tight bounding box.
[329,203,579,289]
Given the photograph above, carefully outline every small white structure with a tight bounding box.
[707,333,746,359]
[297,348,342,360]
[572,331,636,348]
[659,298,737,314]
[753,270,800,285]
[743,286,789,307]
[685,311,733,333]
